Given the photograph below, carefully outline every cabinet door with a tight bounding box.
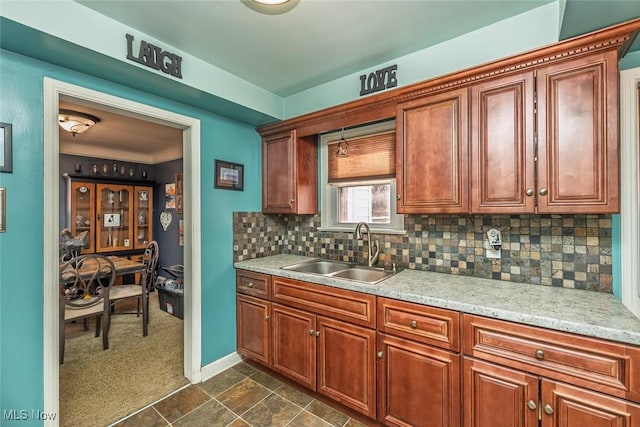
[134,186,153,249]
[317,316,376,419]
[262,130,296,214]
[541,380,640,427]
[537,50,619,213]
[471,72,535,213]
[236,294,271,367]
[378,333,460,427]
[271,303,316,389]
[464,358,539,427]
[69,181,96,253]
[396,88,469,213]
[96,184,133,252]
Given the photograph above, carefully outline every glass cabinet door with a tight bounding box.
[96,183,133,252]
[69,182,95,253]
[134,186,154,249]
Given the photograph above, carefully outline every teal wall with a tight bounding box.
[0,49,261,424]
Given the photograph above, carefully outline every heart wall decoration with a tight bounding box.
[160,211,172,231]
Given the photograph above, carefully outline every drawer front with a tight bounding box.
[378,297,460,351]
[272,277,376,328]
[236,270,271,299]
[463,314,640,403]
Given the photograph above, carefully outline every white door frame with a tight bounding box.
[620,67,640,317]
[43,78,202,425]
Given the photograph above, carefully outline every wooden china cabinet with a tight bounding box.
[67,177,153,254]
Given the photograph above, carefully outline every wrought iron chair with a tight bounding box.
[59,253,116,364]
[108,241,159,337]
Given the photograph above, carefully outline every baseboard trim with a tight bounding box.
[199,351,243,382]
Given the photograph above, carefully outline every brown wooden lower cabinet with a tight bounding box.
[378,333,460,427]
[464,357,640,427]
[236,294,271,367]
[237,270,640,427]
[271,302,377,418]
[271,303,316,389]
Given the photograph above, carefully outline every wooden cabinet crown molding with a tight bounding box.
[256,17,640,139]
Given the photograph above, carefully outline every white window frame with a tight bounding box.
[319,120,405,234]
[620,66,640,317]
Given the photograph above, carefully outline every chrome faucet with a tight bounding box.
[355,222,379,267]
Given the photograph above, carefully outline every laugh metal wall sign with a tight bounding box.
[126,34,183,79]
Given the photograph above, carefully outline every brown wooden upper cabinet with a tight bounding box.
[471,50,619,214]
[396,88,469,214]
[262,129,318,214]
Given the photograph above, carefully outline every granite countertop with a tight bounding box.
[234,254,640,346]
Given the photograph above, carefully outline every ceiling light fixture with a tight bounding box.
[58,109,100,137]
[242,0,300,15]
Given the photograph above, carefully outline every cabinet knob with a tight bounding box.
[377,351,384,359]
[526,189,534,196]
[396,194,401,200]
[527,400,537,410]
[247,282,254,288]
[544,404,554,415]
[409,320,417,329]
[315,331,320,337]
[265,315,270,321]
[289,199,295,204]
[539,188,548,196]
[535,349,545,360]
[309,329,315,335]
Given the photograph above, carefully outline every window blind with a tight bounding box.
[327,131,396,183]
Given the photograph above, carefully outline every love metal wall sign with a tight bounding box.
[359,65,398,96]
[126,34,183,79]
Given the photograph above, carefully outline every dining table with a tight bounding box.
[60,254,146,283]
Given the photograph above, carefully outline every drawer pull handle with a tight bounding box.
[527,400,537,410]
[377,351,384,359]
[247,282,254,288]
[535,349,545,360]
[544,404,553,415]
[409,320,417,329]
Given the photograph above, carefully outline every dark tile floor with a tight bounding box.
[113,362,372,427]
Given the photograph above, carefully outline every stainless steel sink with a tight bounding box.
[330,267,393,284]
[282,259,395,285]
[282,259,349,275]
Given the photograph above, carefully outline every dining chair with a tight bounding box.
[109,240,159,337]
[59,253,116,364]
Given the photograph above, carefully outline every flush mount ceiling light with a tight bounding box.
[241,0,300,15]
[58,109,100,137]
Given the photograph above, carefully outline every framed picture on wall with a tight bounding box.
[175,173,183,214]
[0,123,12,173]
[214,159,243,191]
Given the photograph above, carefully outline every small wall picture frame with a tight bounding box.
[175,173,183,214]
[0,123,13,173]
[214,159,243,191]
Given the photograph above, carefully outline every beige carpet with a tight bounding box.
[59,292,188,427]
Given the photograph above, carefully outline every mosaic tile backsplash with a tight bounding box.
[233,212,613,293]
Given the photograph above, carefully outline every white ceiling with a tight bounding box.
[77,0,555,97]
[60,0,640,162]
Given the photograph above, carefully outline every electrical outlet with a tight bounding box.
[484,228,502,259]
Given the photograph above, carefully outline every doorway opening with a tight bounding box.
[43,78,202,423]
